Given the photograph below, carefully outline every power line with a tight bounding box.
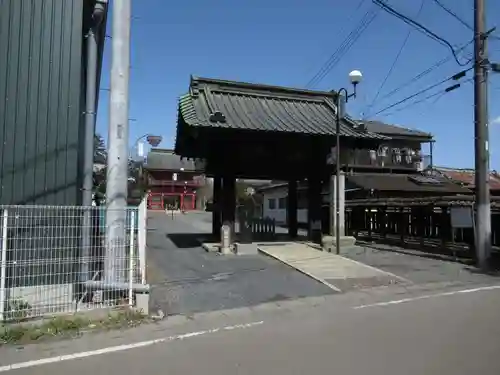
[382,91,444,118]
[303,0,367,80]
[363,0,426,117]
[378,40,473,101]
[372,0,471,66]
[372,67,472,116]
[382,77,473,117]
[306,7,377,88]
[306,6,379,88]
[432,0,472,30]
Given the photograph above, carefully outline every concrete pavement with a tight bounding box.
[259,242,407,292]
[3,284,500,374]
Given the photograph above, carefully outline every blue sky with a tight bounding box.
[95,0,500,170]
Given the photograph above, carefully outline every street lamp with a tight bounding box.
[333,70,362,255]
[133,133,162,161]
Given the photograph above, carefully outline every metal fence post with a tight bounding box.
[128,210,135,306]
[0,209,8,321]
[138,196,147,285]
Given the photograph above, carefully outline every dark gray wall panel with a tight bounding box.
[0,0,86,205]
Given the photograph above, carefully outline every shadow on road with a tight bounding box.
[166,233,215,249]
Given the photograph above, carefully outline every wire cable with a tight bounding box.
[372,67,473,116]
[306,6,379,88]
[432,0,472,30]
[363,0,426,118]
[306,8,377,88]
[372,0,471,66]
[383,91,445,118]
[303,0,367,81]
[378,39,473,101]
[382,78,472,117]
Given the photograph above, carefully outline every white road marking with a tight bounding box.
[337,253,413,284]
[353,284,500,309]
[0,321,264,373]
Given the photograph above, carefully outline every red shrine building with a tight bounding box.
[144,148,204,210]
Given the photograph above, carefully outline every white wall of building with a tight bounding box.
[261,187,308,224]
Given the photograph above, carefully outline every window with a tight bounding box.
[268,198,276,210]
[278,197,286,209]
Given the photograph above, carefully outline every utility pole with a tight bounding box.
[473,0,491,269]
[105,0,132,283]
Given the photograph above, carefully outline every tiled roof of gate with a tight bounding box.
[145,149,199,171]
[178,76,389,140]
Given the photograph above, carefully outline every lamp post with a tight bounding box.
[131,134,161,209]
[333,70,362,255]
[133,133,162,161]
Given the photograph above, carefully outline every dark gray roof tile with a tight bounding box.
[145,149,199,171]
[361,120,432,138]
[347,173,470,193]
[179,77,389,140]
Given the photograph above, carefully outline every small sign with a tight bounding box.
[137,142,145,158]
[450,206,473,228]
[172,173,178,181]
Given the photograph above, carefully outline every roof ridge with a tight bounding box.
[360,119,432,138]
[206,86,328,103]
[191,76,334,99]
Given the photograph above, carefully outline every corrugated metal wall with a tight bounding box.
[0,0,86,205]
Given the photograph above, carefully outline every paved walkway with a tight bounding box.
[258,243,408,292]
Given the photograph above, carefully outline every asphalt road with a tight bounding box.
[146,211,334,316]
[7,286,500,374]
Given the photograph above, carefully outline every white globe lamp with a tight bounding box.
[349,70,363,86]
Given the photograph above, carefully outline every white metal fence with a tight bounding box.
[0,197,148,322]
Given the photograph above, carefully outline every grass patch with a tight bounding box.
[0,308,148,346]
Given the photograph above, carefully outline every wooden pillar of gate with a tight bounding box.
[212,175,222,238]
[307,174,322,243]
[287,179,298,239]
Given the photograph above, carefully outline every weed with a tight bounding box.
[0,308,148,346]
[5,298,32,322]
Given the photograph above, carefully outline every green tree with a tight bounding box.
[92,136,147,205]
[94,133,107,163]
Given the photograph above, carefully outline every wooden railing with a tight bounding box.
[344,149,431,170]
[345,196,500,259]
[250,217,276,239]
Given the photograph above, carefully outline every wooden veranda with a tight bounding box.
[345,195,500,260]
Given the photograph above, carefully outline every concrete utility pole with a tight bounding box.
[473,0,492,269]
[105,0,132,283]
